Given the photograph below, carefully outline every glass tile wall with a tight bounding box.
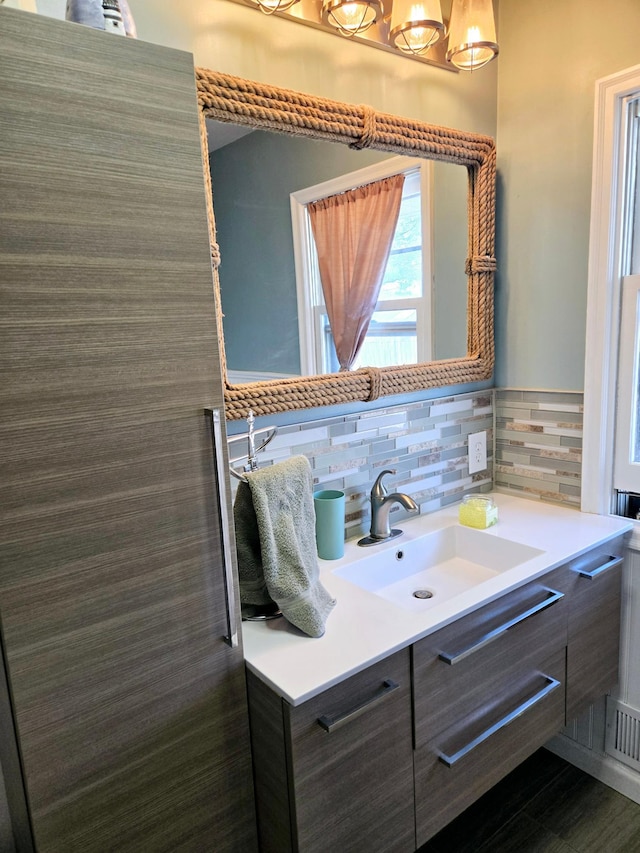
[230,390,493,540]
[494,389,583,507]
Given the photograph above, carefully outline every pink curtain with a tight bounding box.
[307,173,405,371]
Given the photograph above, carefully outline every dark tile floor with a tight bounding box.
[418,748,640,853]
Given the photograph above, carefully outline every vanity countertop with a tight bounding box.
[241,493,632,706]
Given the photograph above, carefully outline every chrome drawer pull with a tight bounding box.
[576,554,623,579]
[206,408,239,649]
[438,675,561,767]
[438,588,564,666]
[317,679,400,733]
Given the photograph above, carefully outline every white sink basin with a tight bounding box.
[333,525,545,612]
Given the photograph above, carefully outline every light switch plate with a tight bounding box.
[468,430,487,474]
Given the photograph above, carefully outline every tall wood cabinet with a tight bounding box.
[0,8,256,851]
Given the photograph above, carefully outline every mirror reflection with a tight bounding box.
[207,122,469,385]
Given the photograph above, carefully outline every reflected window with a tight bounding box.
[292,157,432,375]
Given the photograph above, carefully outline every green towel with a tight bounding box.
[233,480,275,608]
[242,456,336,638]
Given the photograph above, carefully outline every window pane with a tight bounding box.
[635,364,640,463]
[614,275,640,492]
[379,174,422,301]
[631,136,640,274]
[629,101,640,275]
[351,309,418,369]
[381,248,422,300]
[633,291,640,464]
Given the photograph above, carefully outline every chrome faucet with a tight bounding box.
[358,469,419,546]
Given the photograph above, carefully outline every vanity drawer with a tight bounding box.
[286,649,414,853]
[248,649,415,853]
[414,648,566,846]
[547,538,625,721]
[413,574,567,746]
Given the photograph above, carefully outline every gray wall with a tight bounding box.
[495,0,640,390]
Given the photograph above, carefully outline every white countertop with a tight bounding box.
[241,493,632,706]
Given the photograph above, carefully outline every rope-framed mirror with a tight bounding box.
[196,69,496,421]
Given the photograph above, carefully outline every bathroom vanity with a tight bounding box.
[242,494,631,852]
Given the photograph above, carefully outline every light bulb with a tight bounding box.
[390,0,444,55]
[244,0,300,14]
[446,0,498,70]
[322,0,383,36]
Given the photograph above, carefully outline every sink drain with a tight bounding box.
[413,589,434,600]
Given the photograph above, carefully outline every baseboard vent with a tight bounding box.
[606,698,640,771]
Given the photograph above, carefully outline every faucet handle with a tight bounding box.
[372,469,396,499]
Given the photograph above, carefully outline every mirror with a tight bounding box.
[196,69,496,420]
[208,127,470,379]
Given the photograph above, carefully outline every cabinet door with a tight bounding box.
[248,651,415,853]
[562,542,625,721]
[0,9,255,852]
[287,650,414,853]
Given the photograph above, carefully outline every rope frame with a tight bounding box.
[196,68,496,421]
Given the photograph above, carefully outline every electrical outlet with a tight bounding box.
[468,430,487,474]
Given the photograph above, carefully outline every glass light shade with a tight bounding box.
[390,0,444,55]
[446,0,498,70]
[321,0,384,36]
[244,0,300,13]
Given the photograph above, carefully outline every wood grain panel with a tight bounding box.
[562,543,624,722]
[0,8,255,851]
[247,653,415,852]
[415,650,566,847]
[286,651,415,853]
[413,577,568,747]
[0,646,33,853]
[246,671,295,853]
[566,564,621,720]
[544,538,625,722]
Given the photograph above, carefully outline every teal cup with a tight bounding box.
[313,490,346,560]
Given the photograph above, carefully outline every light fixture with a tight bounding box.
[321,0,384,37]
[244,0,299,13]
[390,0,444,56]
[233,0,498,72]
[446,0,498,70]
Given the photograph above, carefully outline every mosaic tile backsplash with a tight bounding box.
[494,389,584,507]
[229,391,493,541]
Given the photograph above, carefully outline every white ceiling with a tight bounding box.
[206,119,254,153]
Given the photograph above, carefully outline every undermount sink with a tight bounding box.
[333,525,545,612]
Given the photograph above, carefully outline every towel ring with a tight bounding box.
[241,602,283,622]
[227,410,278,482]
